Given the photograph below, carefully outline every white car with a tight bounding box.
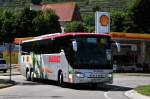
[0,59,9,73]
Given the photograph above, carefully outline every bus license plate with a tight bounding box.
[91,78,101,82]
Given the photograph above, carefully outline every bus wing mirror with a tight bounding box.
[115,41,121,52]
[72,40,78,52]
[111,40,121,52]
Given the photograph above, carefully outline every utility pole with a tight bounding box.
[9,43,12,81]
[5,43,15,81]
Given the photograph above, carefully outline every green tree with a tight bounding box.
[123,13,138,33]
[0,10,4,42]
[32,10,61,36]
[110,11,127,32]
[92,5,100,12]
[1,10,17,43]
[15,7,37,37]
[82,14,95,32]
[128,0,150,33]
[65,21,85,32]
[0,8,61,42]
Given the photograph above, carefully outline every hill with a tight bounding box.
[42,0,134,14]
[0,0,133,14]
[0,0,29,9]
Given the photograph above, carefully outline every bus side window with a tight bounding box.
[35,41,41,54]
[51,39,61,54]
[39,39,55,54]
[30,41,40,54]
[22,43,31,54]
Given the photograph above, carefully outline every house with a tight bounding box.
[31,2,82,33]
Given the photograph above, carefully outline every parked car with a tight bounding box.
[123,65,143,72]
[115,65,124,72]
[0,59,9,73]
[115,64,143,72]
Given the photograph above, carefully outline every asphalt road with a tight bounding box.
[0,74,150,99]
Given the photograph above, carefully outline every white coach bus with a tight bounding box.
[19,33,114,86]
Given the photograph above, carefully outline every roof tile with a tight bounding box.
[41,2,80,22]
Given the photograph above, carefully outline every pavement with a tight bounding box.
[0,64,20,76]
[0,79,16,89]
[1,79,150,99]
[0,64,19,89]
[0,68,150,99]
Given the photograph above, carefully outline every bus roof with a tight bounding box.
[44,32,110,39]
[22,32,111,43]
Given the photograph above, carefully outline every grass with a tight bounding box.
[135,85,150,96]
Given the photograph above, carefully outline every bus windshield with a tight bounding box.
[64,37,112,69]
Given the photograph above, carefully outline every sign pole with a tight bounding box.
[9,43,15,81]
[9,44,11,81]
[95,12,110,34]
[5,43,15,81]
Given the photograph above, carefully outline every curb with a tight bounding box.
[0,84,15,89]
[0,81,17,89]
[125,90,150,99]
[2,73,21,76]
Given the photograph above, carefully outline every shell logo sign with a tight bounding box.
[99,15,109,26]
[96,12,110,34]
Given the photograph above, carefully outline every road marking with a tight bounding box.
[104,91,112,99]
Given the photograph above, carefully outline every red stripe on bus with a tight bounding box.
[48,56,60,63]
[43,33,110,40]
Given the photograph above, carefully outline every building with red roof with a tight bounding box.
[31,2,82,32]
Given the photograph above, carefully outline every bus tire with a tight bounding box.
[26,69,31,81]
[30,70,35,82]
[58,72,64,86]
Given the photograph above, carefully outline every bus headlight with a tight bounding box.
[108,74,112,78]
[69,74,73,83]
[76,72,85,78]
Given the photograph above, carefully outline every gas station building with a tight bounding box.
[111,32,150,72]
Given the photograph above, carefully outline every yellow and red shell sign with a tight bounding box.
[99,15,109,26]
[96,12,110,33]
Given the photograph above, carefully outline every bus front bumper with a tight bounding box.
[72,74,113,84]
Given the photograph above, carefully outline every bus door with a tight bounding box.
[41,54,60,81]
[32,53,44,79]
[60,50,69,82]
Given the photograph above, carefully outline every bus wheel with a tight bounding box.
[26,70,31,81]
[30,70,35,82]
[58,72,64,86]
